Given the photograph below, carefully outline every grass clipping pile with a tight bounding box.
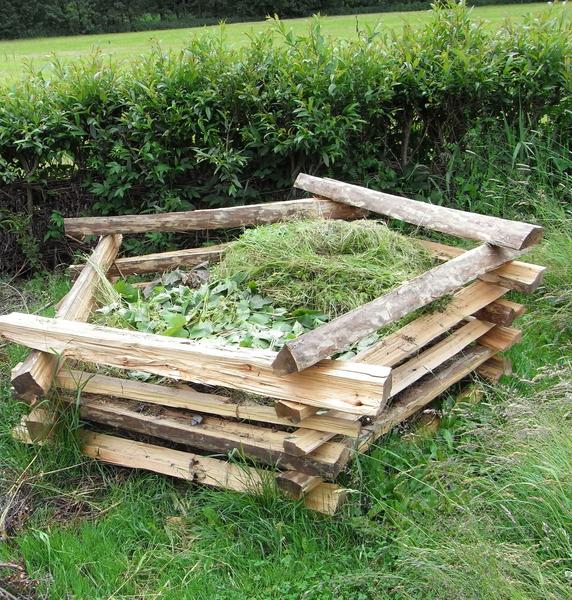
[99,219,438,363]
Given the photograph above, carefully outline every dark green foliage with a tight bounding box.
[0,1,527,39]
[0,4,570,272]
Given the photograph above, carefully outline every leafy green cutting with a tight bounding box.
[98,270,329,352]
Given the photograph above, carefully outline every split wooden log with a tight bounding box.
[295,174,543,250]
[476,354,512,383]
[11,234,123,398]
[55,370,362,437]
[473,299,525,326]
[64,198,367,237]
[70,244,228,278]
[275,400,318,423]
[355,280,507,366]
[359,345,496,452]
[273,243,523,375]
[276,471,322,500]
[0,313,392,416]
[418,240,545,293]
[390,319,496,396]
[67,393,350,479]
[80,431,347,515]
[283,429,337,457]
[478,325,522,352]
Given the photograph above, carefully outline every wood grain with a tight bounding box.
[273,243,522,375]
[55,370,362,437]
[0,313,392,416]
[295,174,543,250]
[64,198,367,236]
[11,234,123,398]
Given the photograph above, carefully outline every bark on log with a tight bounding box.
[295,174,543,250]
[64,198,367,236]
[273,243,523,375]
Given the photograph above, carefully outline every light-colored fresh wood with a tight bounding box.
[359,345,495,451]
[71,393,350,479]
[55,370,362,437]
[0,313,392,416]
[275,400,318,423]
[11,234,123,398]
[478,325,522,352]
[356,280,507,366]
[419,240,545,293]
[474,298,525,326]
[23,406,56,442]
[81,431,347,514]
[276,471,323,500]
[390,319,496,396]
[283,429,337,457]
[295,174,543,250]
[82,430,265,492]
[273,243,522,375]
[71,244,227,277]
[303,482,348,515]
[64,198,366,236]
[476,354,512,382]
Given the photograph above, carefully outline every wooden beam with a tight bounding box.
[478,325,522,352]
[276,471,322,500]
[64,198,367,237]
[273,243,522,375]
[80,431,347,514]
[70,393,350,479]
[476,354,512,383]
[473,299,525,326]
[283,429,337,457]
[355,280,507,367]
[275,400,318,423]
[70,244,227,278]
[295,174,543,250]
[11,234,123,398]
[0,314,391,416]
[55,370,362,437]
[359,345,495,451]
[419,240,545,293]
[390,319,495,396]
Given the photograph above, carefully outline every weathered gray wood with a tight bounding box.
[55,370,362,437]
[0,313,392,416]
[473,299,525,326]
[273,243,522,375]
[418,240,546,293]
[70,244,227,277]
[295,174,543,250]
[64,198,366,237]
[11,234,123,398]
[81,431,348,514]
[71,393,350,479]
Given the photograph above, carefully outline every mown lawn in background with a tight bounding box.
[0,2,569,83]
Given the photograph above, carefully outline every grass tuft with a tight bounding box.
[215,218,437,319]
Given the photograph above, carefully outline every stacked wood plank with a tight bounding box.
[1,183,545,515]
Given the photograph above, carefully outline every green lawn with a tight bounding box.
[0,2,568,83]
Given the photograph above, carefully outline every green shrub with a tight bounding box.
[0,3,570,272]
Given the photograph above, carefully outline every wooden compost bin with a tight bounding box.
[2,175,546,515]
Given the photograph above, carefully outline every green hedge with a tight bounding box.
[0,3,570,272]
